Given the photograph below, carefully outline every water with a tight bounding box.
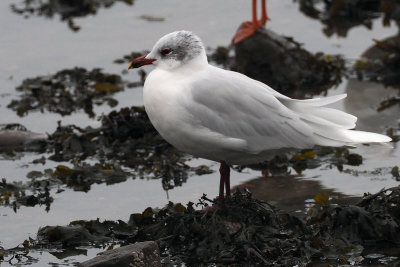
[0,0,399,265]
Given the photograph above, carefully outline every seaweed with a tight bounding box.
[295,0,400,37]
[354,37,400,90]
[1,108,377,212]
[0,107,212,212]
[8,68,125,118]
[0,178,52,212]
[10,187,400,266]
[10,0,134,32]
[46,107,198,188]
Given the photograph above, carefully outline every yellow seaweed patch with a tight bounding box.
[174,203,187,213]
[91,83,122,93]
[291,150,315,161]
[314,192,330,206]
[52,165,84,179]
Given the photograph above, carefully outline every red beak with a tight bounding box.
[128,55,156,69]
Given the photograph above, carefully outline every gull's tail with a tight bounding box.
[280,94,392,147]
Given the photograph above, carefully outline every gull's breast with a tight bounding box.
[143,70,198,153]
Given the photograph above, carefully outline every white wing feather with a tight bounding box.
[180,65,390,154]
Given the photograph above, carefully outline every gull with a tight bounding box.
[128,31,391,201]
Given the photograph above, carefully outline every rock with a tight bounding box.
[0,130,46,149]
[79,241,161,267]
[37,225,110,246]
[233,28,344,98]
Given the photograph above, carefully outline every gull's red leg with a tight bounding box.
[260,0,269,25]
[219,162,225,200]
[222,161,231,197]
[232,0,258,44]
[200,161,230,211]
[252,0,258,27]
[232,0,269,44]
[219,160,231,202]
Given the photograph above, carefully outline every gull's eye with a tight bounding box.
[161,48,172,56]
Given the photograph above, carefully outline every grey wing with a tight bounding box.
[181,67,316,154]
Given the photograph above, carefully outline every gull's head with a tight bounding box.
[128,30,207,71]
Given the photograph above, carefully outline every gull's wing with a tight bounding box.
[180,66,316,154]
[180,65,389,154]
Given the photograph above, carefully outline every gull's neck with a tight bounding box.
[172,51,208,74]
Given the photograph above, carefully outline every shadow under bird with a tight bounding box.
[128,31,392,202]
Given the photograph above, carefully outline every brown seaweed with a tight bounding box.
[296,0,400,37]
[354,37,400,90]
[8,68,125,118]
[7,187,399,266]
[10,0,134,32]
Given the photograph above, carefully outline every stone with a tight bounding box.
[79,241,161,267]
[233,28,344,98]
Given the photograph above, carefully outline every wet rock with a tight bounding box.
[37,225,110,247]
[10,0,134,32]
[38,217,137,247]
[0,124,47,152]
[8,68,124,118]
[80,241,161,267]
[296,0,400,37]
[0,130,46,150]
[233,28,345,98]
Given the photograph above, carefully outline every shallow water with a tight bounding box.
[1,0,399,265]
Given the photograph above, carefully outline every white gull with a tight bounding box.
[128,31,391,200]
